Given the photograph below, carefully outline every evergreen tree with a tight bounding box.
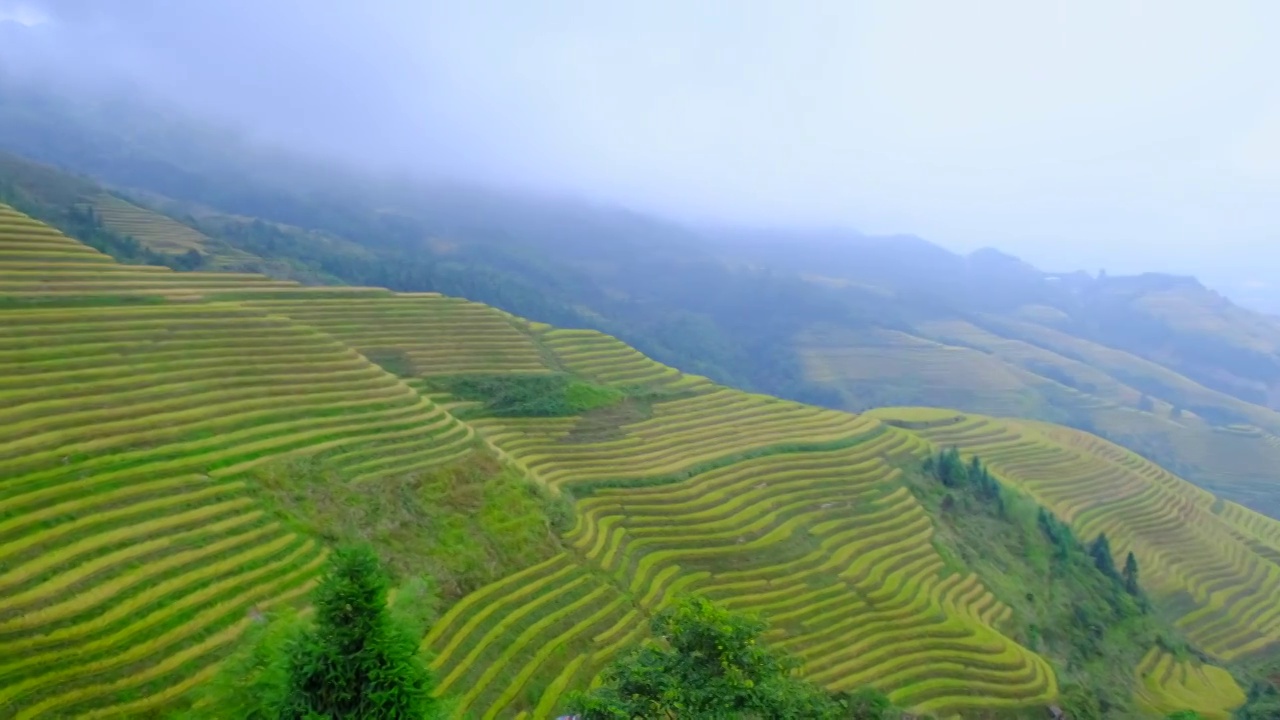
[931,448,966,488]
[1123,551,1141,595]
[281,545,438,719]
[1090,533,1119,580]
[968,456,983,484]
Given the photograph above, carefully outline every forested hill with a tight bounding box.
[0,203,1277,718]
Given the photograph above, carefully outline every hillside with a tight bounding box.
[869,410,1280,661]
[3,133,1280,525]
[1,205,1278,718]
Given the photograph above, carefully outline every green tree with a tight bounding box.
[1122,551,1141,595]
[1089,533,1119,580]
[1165,711,1204,720]
[566,595,879,719]
[281,545,439,719]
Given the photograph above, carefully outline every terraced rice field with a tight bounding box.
[911,319,1148,410]
[871,409,1280,663]
[247,296,551,377]
[429,428,1059,717]
[89,194,210,254]
[931,314,1280,434]
[827,317,1280,517]
[540,328,711,390]
[0,207,479,715]
[0,203,315,298]
[433,344,1058,717]
[796,327,1020,386]
[474,386,879,492]
[568,437,1056,715]
[1133,649,1245,719]
[423,553,635,719]
[796,324,1041,415]
[3,203,1274,717]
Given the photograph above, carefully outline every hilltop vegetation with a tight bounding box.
[0,204,1276,718]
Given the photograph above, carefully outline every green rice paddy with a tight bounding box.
[1,203,1274,717]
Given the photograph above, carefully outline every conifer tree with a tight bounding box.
[1123,551,1141,595]
[1090,533,1119,580]
[281,545,439,719]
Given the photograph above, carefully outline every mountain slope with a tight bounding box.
[870,409,1280,661]
[1,204,1274,718]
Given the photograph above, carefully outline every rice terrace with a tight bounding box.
[0,199,1278,719]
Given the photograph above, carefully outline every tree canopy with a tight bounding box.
[566,595,899,720]
[281,545,439,719]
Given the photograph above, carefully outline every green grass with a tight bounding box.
[245,449,568,600]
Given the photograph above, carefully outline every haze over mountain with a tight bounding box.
[3,0,1280,310]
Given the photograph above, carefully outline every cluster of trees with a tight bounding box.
[1088,533,1143,600]
[927,448,1146,615]
[1036,506,1146,616]
[923,448,1004,514]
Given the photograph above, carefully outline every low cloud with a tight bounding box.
[5,0,1280,288]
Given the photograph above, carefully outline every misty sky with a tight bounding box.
[4,1,1280,297]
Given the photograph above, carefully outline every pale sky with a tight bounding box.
[6,1,1280,298]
